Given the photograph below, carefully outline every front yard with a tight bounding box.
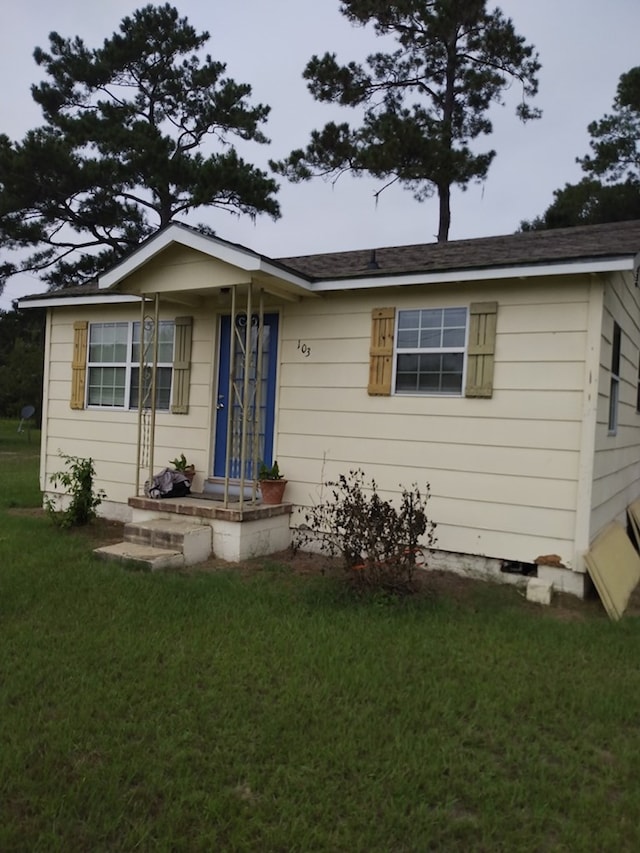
[2,419,640,851]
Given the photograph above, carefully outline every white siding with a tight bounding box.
[43,303,218,512]
[591,271,640,537]
[276,278,594,567]
[43,251,636,573]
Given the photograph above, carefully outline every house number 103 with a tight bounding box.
[297,340,311,357]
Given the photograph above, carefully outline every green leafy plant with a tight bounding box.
[258,460,283,480]
[45,452,106,528]
[170,453,190,471]
[296,469,436,595]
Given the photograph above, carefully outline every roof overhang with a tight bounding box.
[18,294,142,309]
[17,242,639,310]
[309,256,636,292]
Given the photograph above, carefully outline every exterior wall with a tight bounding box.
[42,257,635,576]
[276,276,596,569]
[591,270,640,538]
[43,302,218,519]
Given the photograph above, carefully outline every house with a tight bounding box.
[20,220,640,595]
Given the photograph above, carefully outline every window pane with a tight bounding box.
[418,354,444,393]
[420,309,442,328]
[132,321,174,364]
[417,353,439,372]
[130,367,172,410]
[158,323,174,362]
[442,353,464,372]
[442,328,466,347]
[87,366,126,407]
[398,310,421,330]
[397,329,419,348]
[396,354,418,391]
[131,320,174,364]
[609,377,619,432]
[397,354,419,372]
[441,372,463,393]
[444,307,467,326]
[419,329,442,348]
[611,322,621,374]
[417,373,441,393]
[89,323,128,363]
[396,372,418,391]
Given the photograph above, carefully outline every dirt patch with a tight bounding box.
[7,509,126,547]
[187,547,615,620]
[67,518,127,547]
[7,507,46,518]
[6,507,624,620]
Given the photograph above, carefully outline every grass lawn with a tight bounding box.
[2,417,640,850]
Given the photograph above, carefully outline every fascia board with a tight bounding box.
[308,256,635,292]
[98,225,262,290]
[97,224,314,292]
[18,294,142,309]
[258,261,314,290]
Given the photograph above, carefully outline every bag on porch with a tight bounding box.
[144,468,191,500]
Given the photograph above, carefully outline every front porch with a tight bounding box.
[126,492,293,563]
[95,492,292,570]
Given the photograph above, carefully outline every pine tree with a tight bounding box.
[521,67,640,231]
[0,4,279,292]
[272,0,540,242]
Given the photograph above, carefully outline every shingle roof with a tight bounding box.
[276,220,640,281]
[19,219,640,303]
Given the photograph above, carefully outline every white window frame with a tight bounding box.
[86,320,174,410]
[392,306,469,396]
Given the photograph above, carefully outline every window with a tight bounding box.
[608,321,621,434]
[394,307,468,395]
[368,303,497,398]
[87,321,174,409]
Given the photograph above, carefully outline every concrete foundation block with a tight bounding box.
[212,514,292,561]
[526,577,553,605]
[536,565,587,598]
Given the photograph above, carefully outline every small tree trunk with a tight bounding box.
[437,184,451,242]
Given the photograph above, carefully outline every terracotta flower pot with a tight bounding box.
[259,478,287,505]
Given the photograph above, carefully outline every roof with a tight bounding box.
[277,220,640,281]
[18,219,640,305]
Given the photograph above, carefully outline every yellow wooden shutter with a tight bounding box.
[465,302,498,398]
[70,321,88,409]
[368,307,395,396]
[171,316,193,414]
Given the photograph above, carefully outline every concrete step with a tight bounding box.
[124,519,212,566]
[94,541,184,571]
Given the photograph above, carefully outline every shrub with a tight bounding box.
[45,453,106,528]
[296,469,437,594]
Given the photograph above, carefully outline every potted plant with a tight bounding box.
[170,453,196,484]
[258,460,287,505]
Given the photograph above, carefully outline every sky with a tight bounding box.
[1,0,639,308]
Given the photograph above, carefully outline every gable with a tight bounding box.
[117,243,252,296]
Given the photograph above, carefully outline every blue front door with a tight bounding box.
[213,313,279,479]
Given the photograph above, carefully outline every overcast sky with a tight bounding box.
[1,0,639,308]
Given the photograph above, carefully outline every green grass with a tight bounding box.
[0,416,42,510]
[2,417,640,850]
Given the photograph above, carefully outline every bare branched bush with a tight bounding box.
[296,470,437,595]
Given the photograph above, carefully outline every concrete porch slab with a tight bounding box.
[94,541,184,571]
